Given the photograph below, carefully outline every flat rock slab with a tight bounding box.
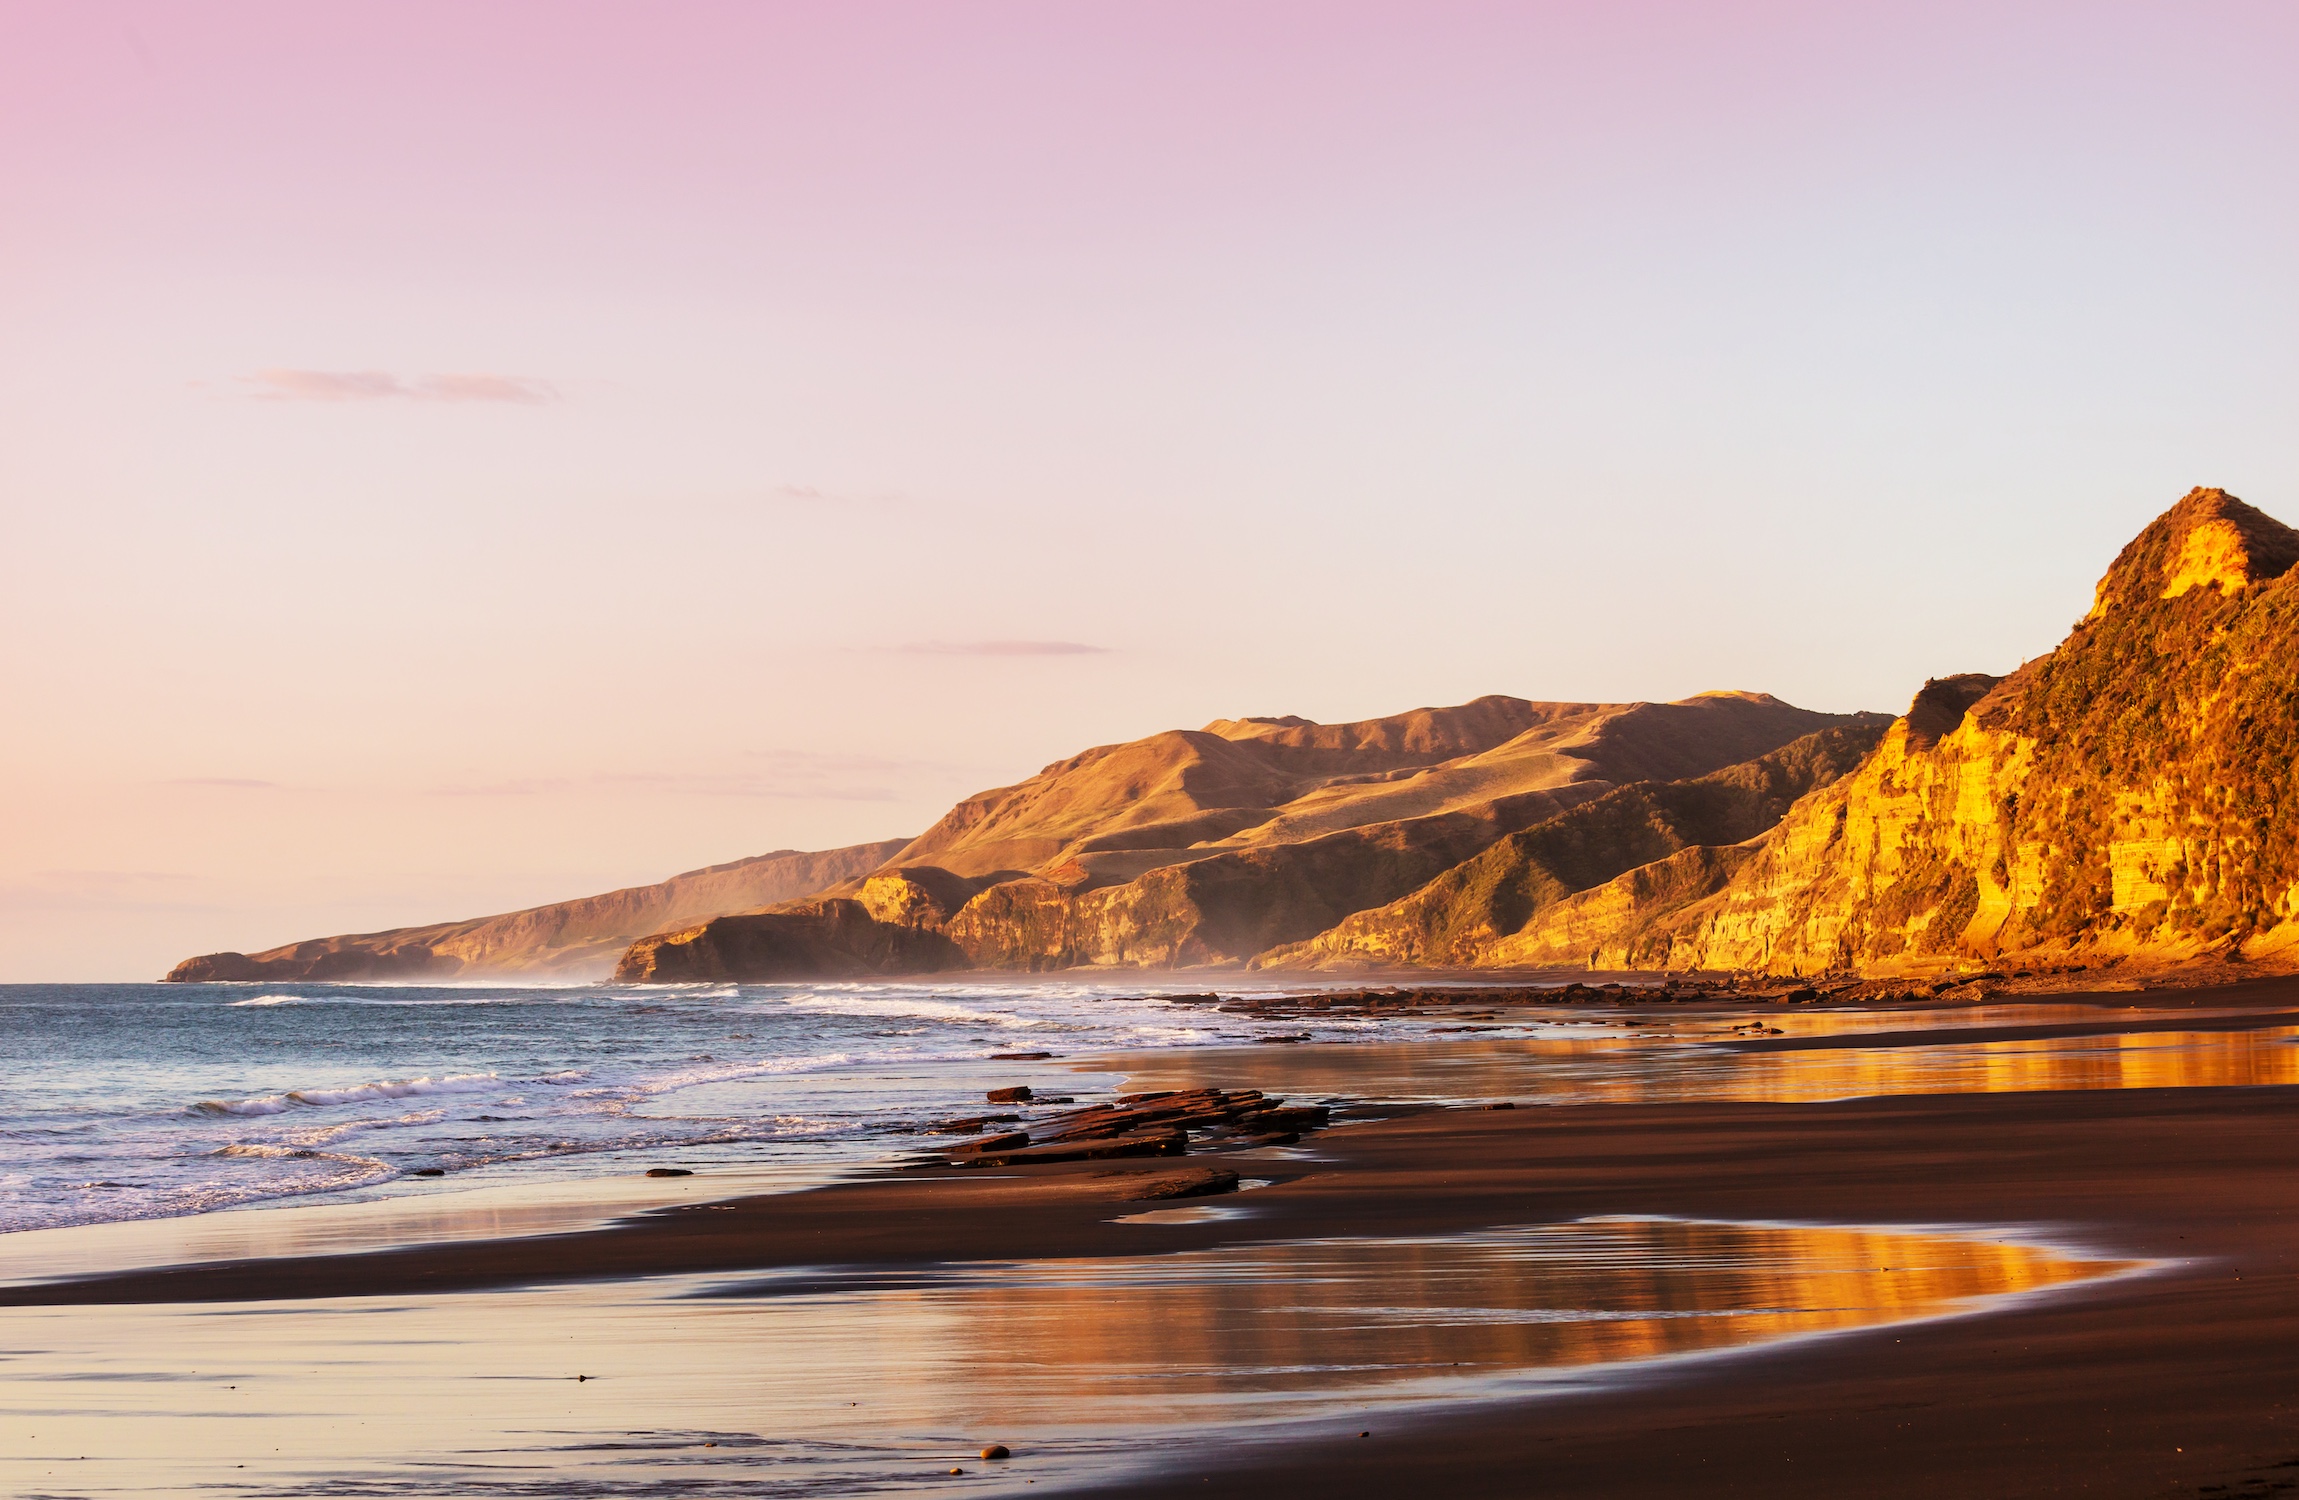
[1118,1166,1242,1201]
[951,1130,1187,1168]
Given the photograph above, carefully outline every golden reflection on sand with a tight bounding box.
[1100,1024,2299,1106]
[0,1218,2136,1498]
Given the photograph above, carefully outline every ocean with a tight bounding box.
[0,978,1400,1237]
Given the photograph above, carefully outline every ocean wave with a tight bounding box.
[782,995,1045,1027]
[189,1070,587,1118]
[627,1053,858,1096]
[282,1109,449,1146]
[226,993,544,1008]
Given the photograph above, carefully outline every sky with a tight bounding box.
[3,1,2296,980]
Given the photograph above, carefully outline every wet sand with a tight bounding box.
[10,979,2299,1496]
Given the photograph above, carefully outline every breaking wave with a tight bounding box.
[191,1070,586,1117]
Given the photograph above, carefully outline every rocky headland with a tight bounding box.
[165,841,906,983]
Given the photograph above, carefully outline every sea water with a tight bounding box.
[0,978,1373,1237]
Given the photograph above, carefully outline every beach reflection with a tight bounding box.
[0,1217,2136,1497]
[1098,1023,2299,1106]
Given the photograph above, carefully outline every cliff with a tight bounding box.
[1252,721,1890,969]
[1504,488,2299,975]
[163,840,909,983]
[611,692,1873,979]
[612,899,967,983]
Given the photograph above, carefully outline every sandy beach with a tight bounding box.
[4,978,2296,1496]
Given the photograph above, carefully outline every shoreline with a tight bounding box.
[10,982,2299,1496]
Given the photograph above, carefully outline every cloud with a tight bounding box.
[769,483,906,508]
[167,777,280,789]
[245,370,558,404]
[893,640,1111,656]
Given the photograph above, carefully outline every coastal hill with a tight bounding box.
[614,694,1871,979]
[170,488,2294,987]
[1251,721,1891,970]
[164,841,907,982]
[1467,487,2299,976]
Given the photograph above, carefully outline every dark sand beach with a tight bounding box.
[10,979,2299,1497]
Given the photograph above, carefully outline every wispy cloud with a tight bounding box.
[245,370,559,404]
[893,640,1111,656]
[167,777,280,789]
[769,483,906,508]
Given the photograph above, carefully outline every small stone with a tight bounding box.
[986,1085,1034,1103]
[990,1051,1054,1061]
[1481,1102,1516,1111]
[646,1167,694,1178]
[982,1444,1012,1460]
[949,1466,965,1474]
[412,1167,445,1176]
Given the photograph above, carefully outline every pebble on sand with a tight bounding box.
[646,1167,694,1177]
[982,1444,1012,1459]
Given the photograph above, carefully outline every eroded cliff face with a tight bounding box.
[612,899,966,983]
[1555,488,2299,975]
[1253,722,1889,970]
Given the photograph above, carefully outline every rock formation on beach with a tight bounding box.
[164,840,907,983]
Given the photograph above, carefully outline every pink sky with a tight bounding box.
[3,2,2296,978]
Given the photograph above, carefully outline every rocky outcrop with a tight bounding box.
[1528,488,2299,976]
[611,898,967,982]
[164,840,908,983]
[1254,722,1889,969]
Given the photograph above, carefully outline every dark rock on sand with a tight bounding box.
[646,1168,694,1178]
[948,1131,1030,1155]
[1121,1167,1241,1201]
[929,1114,1022,1133]
[982,1444,1012,1460]
[986,1086,1033,1103]
[950,1129,1187,1168]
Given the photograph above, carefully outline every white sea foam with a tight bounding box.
[627,1053,857,1096]
[783,995,1044,1027]
[190,1070,588,1118]
[229,993,538,1008]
